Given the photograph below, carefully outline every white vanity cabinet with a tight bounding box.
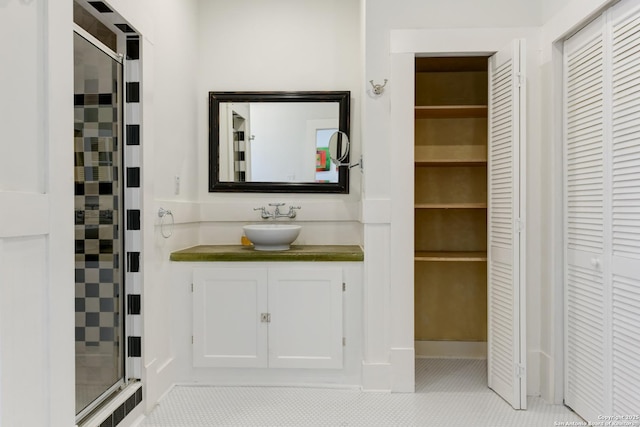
[192,268,268,368]
[192,266,344,370]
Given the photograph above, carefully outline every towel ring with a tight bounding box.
[158,208,174,238]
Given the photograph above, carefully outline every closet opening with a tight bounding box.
[413,55,491,385]
[412,45,526,410]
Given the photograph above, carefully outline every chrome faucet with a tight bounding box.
[253,203,301,219]
[254,206,275,219]
[281,205,301,219]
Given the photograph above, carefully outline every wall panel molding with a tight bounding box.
[361,199,391,224]
[0,192,49,238]
[199,199,361,222]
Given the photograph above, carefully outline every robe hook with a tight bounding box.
[369,79,388,95]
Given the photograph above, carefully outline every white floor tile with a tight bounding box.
[140,359,583,426]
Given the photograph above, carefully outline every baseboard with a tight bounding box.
[170,382,361,390]
[415,341,487,359]
[126,414,147,427]
[144,356,175,414]
[390,347,415,392]
[361,362,392,391]
[539,350,562,404]
[527,350,541,397]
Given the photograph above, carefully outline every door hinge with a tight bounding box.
[261,313,271,323]
[342,282,346,292]
[342,337,346,346]
[191,283,194,292]
[516,363,525,378]
[517,72,523,88]
[515,218,524,233]
[191,335,194,344]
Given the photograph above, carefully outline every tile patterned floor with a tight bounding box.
[139,359,584,426]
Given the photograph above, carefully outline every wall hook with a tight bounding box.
[369,79,388,95]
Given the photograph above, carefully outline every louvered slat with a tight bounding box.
[610,5,640,418]
[612,10,640,260]
[612,276,640,415]
[564,18,607,423]
[566,34,605,254]
[566,265,606,412]
[490,59,513,249]
[490,260,514,387]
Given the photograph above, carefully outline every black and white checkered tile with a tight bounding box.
[124,33,142,374]
[74,1,143,424]
[233,131,247,181]
[74,65,121,351]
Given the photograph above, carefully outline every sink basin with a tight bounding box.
[243,224,301,251]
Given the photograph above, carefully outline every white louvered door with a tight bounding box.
[564,0,640,421]
[563,15,608,422]
[610,1,640,415]
[487,39,526,410]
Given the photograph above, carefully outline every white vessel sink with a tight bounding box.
[243,224,301,251]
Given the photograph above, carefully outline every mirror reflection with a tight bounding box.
[218,102,340,183]
[209,91,350,194]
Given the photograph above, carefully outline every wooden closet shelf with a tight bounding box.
[414,145,487,166]
[414,251,488,262]
[415,105,488,119]
[415,203,487,209]
[415,159,487,166]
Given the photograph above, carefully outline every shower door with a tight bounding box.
[73,31,125,419]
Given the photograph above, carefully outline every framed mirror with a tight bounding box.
[209,91,350,193]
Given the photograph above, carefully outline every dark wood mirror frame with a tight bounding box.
[208,91,350,193]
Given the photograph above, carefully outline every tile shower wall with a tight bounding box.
[74,62,121,352]
[124,34,143,376]
[74,1,144,423]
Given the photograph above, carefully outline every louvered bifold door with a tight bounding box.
[610,0,640,417]
[487,39,526,410]
[563,15,609,422]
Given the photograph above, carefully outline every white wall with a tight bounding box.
[0,1,74,426]
[541,0,573,23]
[109,0,362,414]
[105,0,202,415]
[195,0,363,246]
[362,0,545,393]
[2,0,618,422]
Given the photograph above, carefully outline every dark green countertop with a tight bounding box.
[170,245,364,262]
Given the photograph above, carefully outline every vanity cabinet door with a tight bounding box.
[192,268,268,368]
[267,267,343,369]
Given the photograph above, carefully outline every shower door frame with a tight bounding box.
[73,24,128,423]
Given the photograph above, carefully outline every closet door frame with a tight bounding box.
[389,27,537,398]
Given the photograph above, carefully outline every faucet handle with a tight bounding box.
[288,206,301,218]
[254,206,271,219]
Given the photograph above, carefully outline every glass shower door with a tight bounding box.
[73,31,124,418]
